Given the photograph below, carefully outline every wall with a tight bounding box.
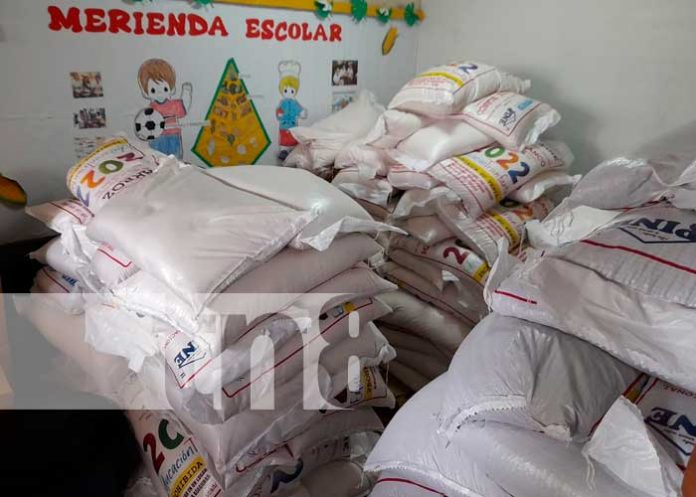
[418,0,696,174]
[0,0,419,243]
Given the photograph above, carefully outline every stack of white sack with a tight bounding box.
[284,90,385,179]
[372,120,696,497]
[324,63,580,399]
[22,136,407,497]
[15,295,382,497]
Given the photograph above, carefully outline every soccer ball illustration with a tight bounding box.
[134,107,165,141]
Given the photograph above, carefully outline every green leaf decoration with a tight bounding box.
[196,0,213,5]
[376,6,393,24]
[404,2,420,26]
[314,0,333,19]
[351,0,368,22]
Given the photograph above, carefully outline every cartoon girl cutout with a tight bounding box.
[276,61,307,161]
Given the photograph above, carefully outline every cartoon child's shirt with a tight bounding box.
[150,99,186,135]
[277,98,304,130]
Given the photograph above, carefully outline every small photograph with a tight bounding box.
[332,92,356,113]
[73,136,106,159]
[70,72,104,98]
[332,60,358,86]
[74,108,106,129]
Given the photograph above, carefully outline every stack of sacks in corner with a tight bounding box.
[328,62,578,398]
[363,121,696,497]
[22,136,404,497]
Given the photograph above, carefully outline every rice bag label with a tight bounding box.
[66,137,159,213]
[128,411,222,497]
[343,366,388,407]
[464,92,541,137]
[440,197,554,263]
[633,377,696,469]
[429,141,569,220]
[391,235,490,285]
[557,204,696,308]
[162,330,213,390]
[407,62,495,93]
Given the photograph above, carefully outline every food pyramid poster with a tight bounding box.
[192,58,270,167]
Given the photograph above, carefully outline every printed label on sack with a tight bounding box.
[429,142,567,219]
[633,377,696,469]
[50,198,95,224]
[409,62,493,92]
[391,236,491,285]
[445,198,554,263]
[66,137,158,213]
[463,92,540,137]
[559,204,696,308]
[163,330,213,389]
[127,411,222,497]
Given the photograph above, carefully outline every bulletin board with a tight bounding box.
[0,0,422,242]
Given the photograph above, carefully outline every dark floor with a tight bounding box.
[0,237,141,497]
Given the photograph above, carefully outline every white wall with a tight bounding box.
[418,0,696,174]
[0,0,419,243]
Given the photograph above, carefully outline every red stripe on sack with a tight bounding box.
[494,289,537,305]
[222,300,373,399]
[375,477,449,496]
[581,239,696,276]
[96,247,133,268]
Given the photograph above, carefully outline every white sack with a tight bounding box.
[399,216,453,246]
[583,395,683,497]
[365,110,435,149]
[455,422,641,497]
[30,237,82,281]
[209,165,397,251]
[66,137,162,213]
[88,159,314,315]
[377,290,472,354]
[490,203,696,391]
[429,141,572,220]
[388,62,530,117]
[381,262,487,325]
[387,165,441,190]
[390,235,491,286]
[462,92,561,151]
[333,169,394,209]
[392,187,457,220]
[365,375,510,497]
[389,119,494,172]
[388,249,451,292]
[335,144,392,178]
[438,197,555,264]
[508,170,581,204]
[32,267,85,315]
[90,242,138,288]
[440,314,640,442]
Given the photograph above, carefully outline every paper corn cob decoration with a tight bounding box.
[0,173,27,206]
[382,26,398,55]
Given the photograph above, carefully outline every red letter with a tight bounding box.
[329,23,342,42]
[133,12,144,35]
[288,23,301,40]
[208,16,228,36]
[47,6,82,33]
[108,9,131,34]
[301,22,312,41]
[275,21,287,41]
[84,8,106,32]
[313,24,327,41]
[146,12,165,35]
[245,18,260,38]
[188,14,207,36]
[261,19,273,40]
[167,13,186,36]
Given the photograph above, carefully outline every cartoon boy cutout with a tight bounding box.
[137,58,192,159]
[276,61,307,161]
